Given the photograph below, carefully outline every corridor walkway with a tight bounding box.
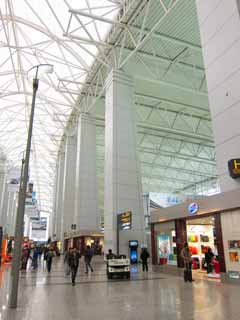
[0,257,240,320]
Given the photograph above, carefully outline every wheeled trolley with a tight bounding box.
[106,257,130,279]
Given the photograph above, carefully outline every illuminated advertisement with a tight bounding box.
[228,159,240,179]
[118,211,132,230]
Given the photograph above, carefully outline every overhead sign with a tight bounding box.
[188,203,198,215]
[228,159,240,179]
[118,211,132,230]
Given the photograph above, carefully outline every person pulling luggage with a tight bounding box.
[181,242,194,282]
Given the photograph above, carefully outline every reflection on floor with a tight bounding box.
[0,257,240,320]
[192,269,221,282]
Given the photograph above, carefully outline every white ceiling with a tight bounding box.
[0,0,219,215]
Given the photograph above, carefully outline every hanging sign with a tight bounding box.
[228,159,240,179]
[118,211,132,230]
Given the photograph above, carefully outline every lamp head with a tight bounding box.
[28,64,54,80]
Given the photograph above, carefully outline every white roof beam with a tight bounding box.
[135,92,209,113]
[95,116,213,144]
[138,146,215,165]
[69,9,202,52]
[141,161,216,179]
[63,33,204,74]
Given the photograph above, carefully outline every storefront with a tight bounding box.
[154,221,177,266]
[151,189,240,282]
[64,231,104,255]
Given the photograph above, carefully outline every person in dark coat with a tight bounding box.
[45,247,55,272]
[205,248,214,274]
[181,242,193,282]
[84,245,94,274]
[140,247,150,272]
[68,248,81,285]
[21,246,30,271]
[31,247,39,269]
[106,249,116,260]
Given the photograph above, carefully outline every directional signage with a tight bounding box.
[228,159,240,179]
[118,211,132,230]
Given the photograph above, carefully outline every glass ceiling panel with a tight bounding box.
[0,0,121,213]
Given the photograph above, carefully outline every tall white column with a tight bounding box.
[74,113,98,231]
[55,150,65,240]
[1,182,9,234]
[8,193,17,236]
[51,161,59,238]
[196,0,240,192]
[62,135,77,237]
[0,170,5,214]
[6,192,14,236]
[104,69,145,255]
[0,161,7,226]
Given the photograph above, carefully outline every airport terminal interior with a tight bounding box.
[1,0,240,319]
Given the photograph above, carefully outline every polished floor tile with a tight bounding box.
[0,257,240,320]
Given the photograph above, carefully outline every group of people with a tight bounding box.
[21,245,56,272]
[181,242,217,282]
[64,245,94,286]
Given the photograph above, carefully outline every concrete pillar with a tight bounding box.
[0,163,7,226]
[51,162,59,238]
[74,113,98,231]
[62,135,77,237]
[196,0,240,192]
[6,192,14,236]
[8,193,17,236]
[0,170,5,215]
[24,215,31,238]
[104,69,145,255]
[1,182,9,234]
[55,150,65,241]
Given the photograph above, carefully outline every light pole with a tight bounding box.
[8,64,53,308]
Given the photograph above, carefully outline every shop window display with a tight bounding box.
[187,224,216,270]
[157,230,177,265]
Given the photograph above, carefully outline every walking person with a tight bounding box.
[38,246,43,261]
[31,247,39,270]
[45,247,55,273]
[140,247,150,272]
[43,246,49,262]
[64,248,71,276]
[21,246,30,271]
[205,247,214,274]
[181,242,194,282]
[84,245,94,274]
[68,248,81,286]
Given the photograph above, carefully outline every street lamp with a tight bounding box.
[8,64,53,308]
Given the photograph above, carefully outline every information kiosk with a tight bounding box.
[129,240,138,263]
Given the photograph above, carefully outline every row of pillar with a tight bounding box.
[0,157,18,236]
[52,113,100,244]
[52,69,145,255]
